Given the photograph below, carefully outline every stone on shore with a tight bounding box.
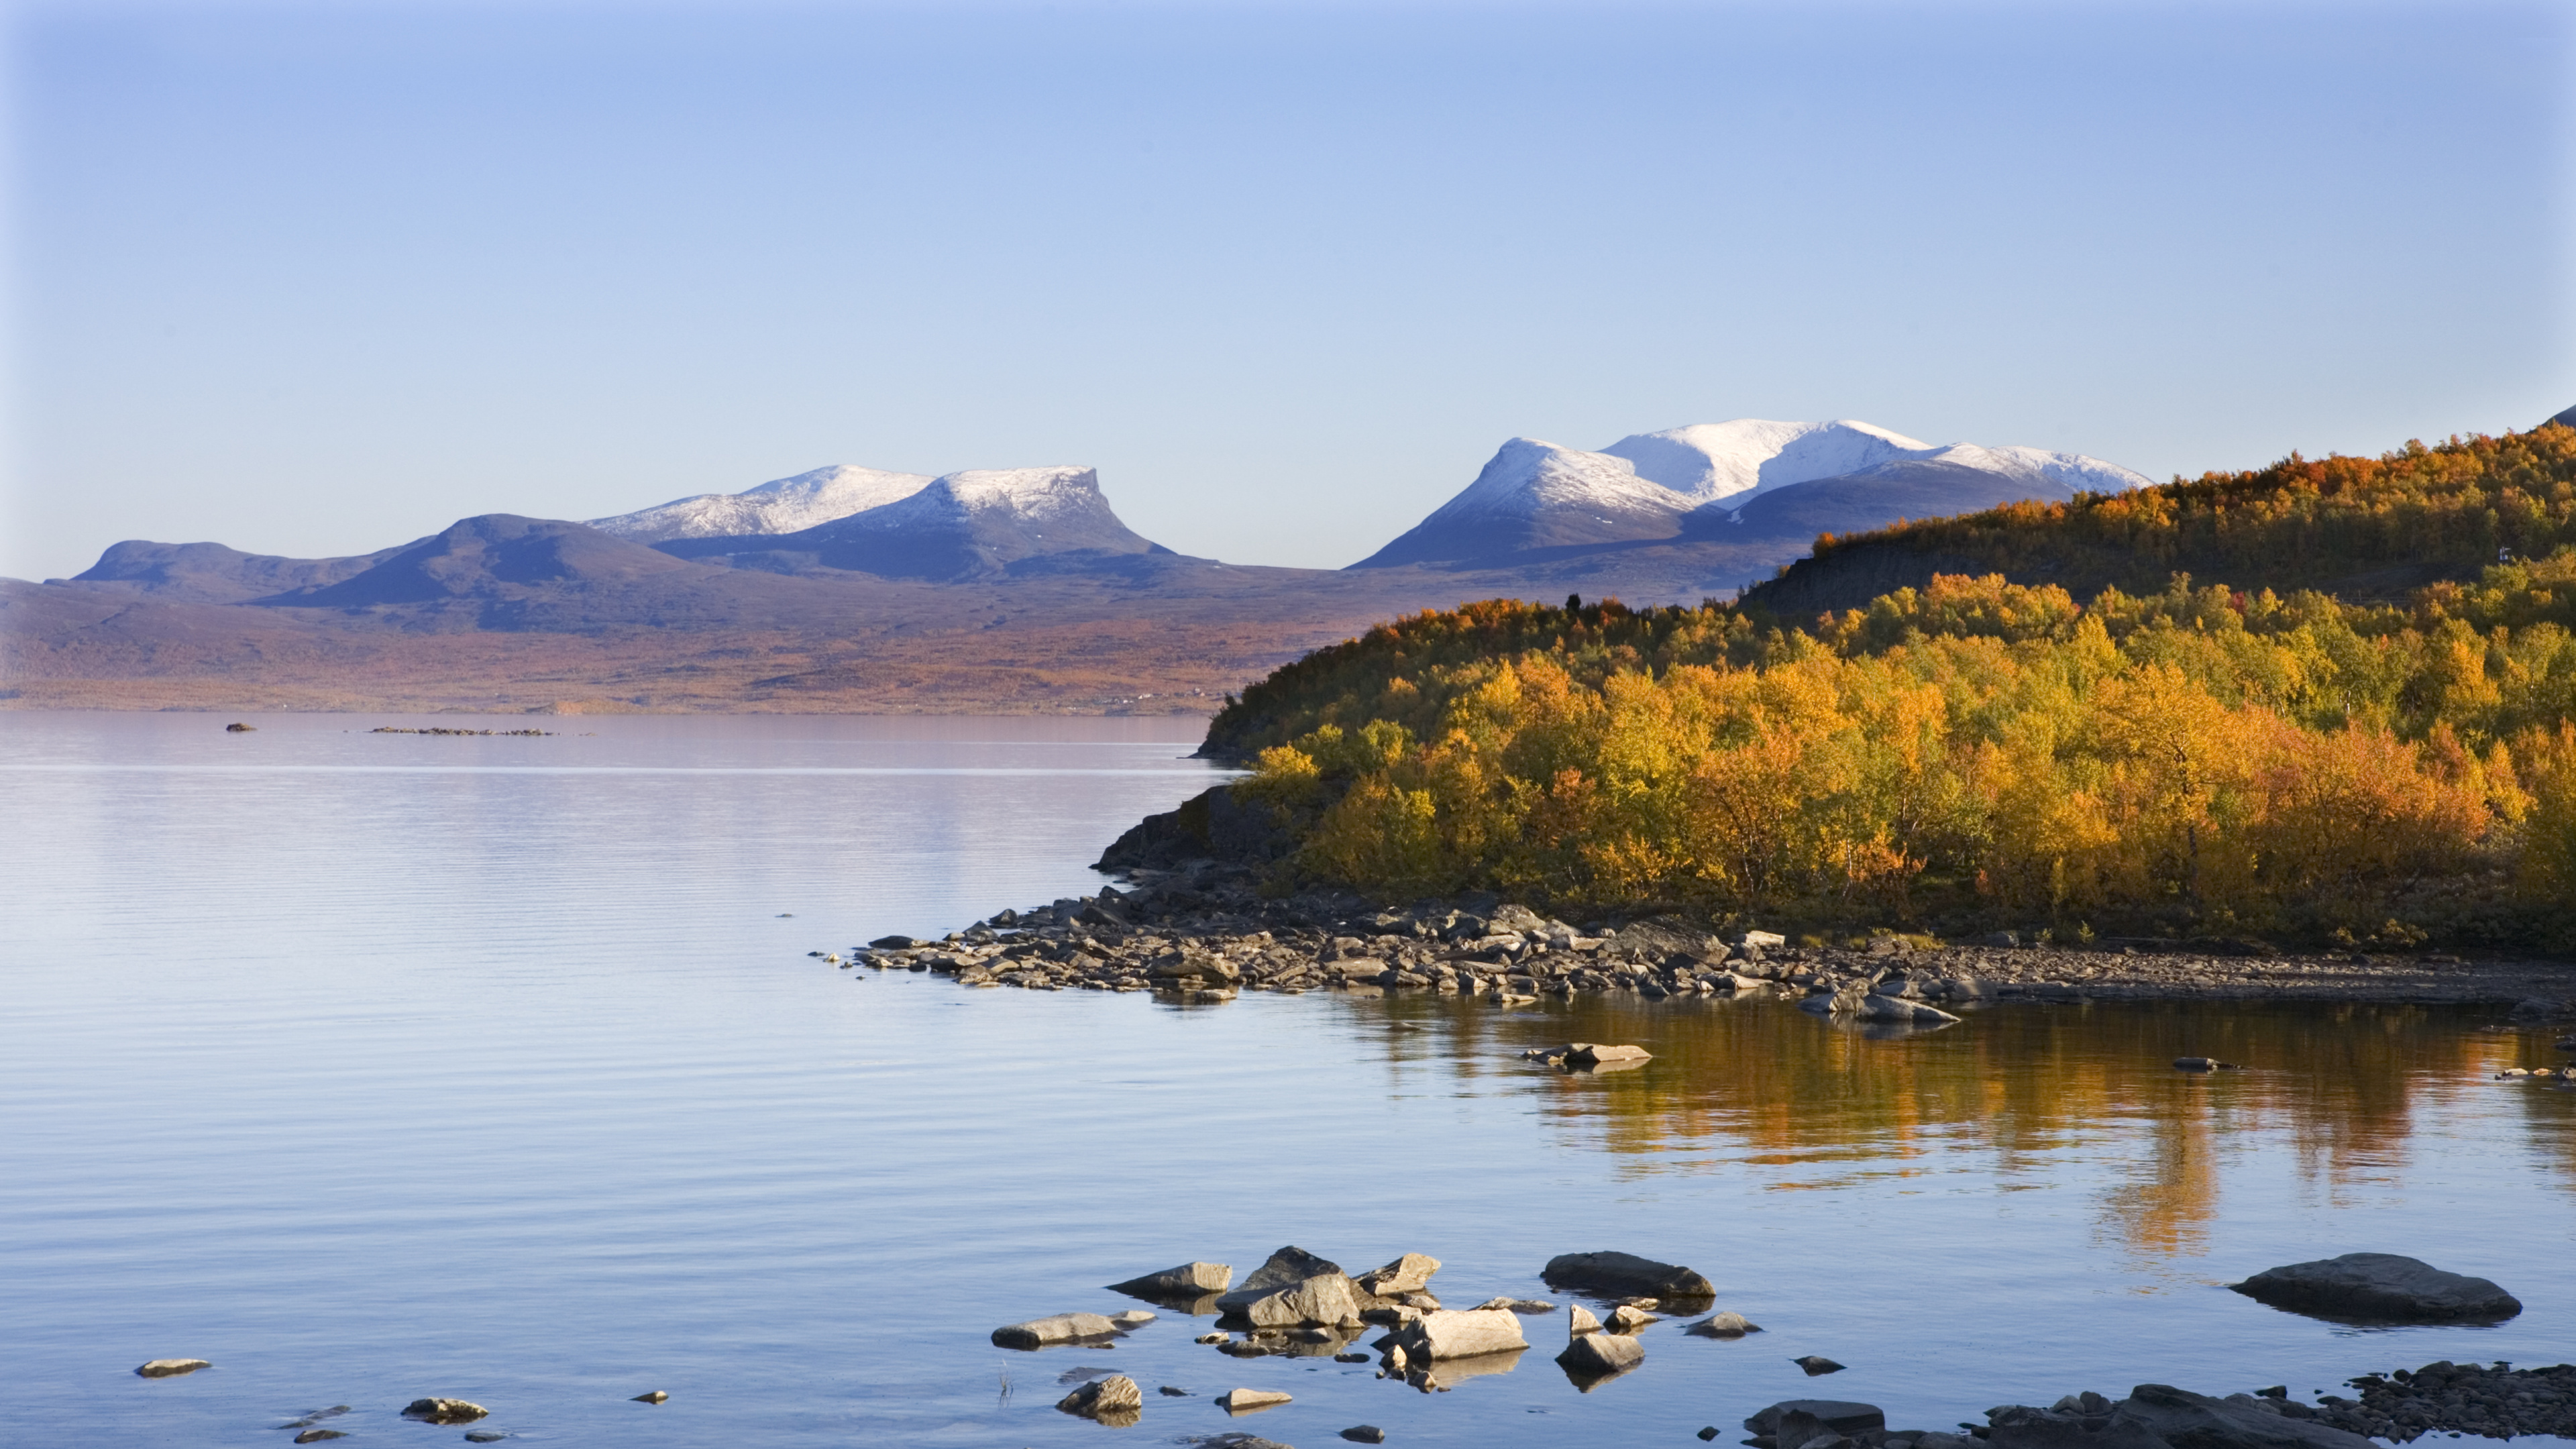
[402,1399,490,1424]
[134,1359,210,1378]
[991,1311,1121,1348]
[1354,1252,1441,1296]
[1109,1261,1232,1298]
[1218,1246,1343,1310]
[1555,1330,1644,1381]
[1390,1307,1528,1360]
[2228,1254,2521,1322]
[1056,1374,1144,1420]
[1684,1311,1762,1336]
[1219,1387,1293,1415]
[1543,1250,1715,1299]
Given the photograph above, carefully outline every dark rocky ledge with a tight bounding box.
[839,857,2576,1029]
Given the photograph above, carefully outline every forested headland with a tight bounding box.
[1196,425,2576,951]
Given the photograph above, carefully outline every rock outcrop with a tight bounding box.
[2229,1254,2521,1323]
[1543,1250,1716,1299]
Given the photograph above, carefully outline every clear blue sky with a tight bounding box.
[5,0,2569,580]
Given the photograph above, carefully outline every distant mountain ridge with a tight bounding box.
[53,415,2156,641]
[656,466,1170,580]
[590,464,934,542]
[1356,419,2151,571]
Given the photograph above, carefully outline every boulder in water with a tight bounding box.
[2228,1254,2521,1322]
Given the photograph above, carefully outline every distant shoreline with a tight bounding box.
[851,863,2576,1024]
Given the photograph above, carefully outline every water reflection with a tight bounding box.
[1359,994,2575,1263]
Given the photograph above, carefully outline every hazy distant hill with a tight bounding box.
[72,537,418,604]
[17,418,2165,711]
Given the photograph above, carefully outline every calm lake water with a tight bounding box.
[3,712,2572,1449]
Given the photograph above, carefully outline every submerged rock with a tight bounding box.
[2228,1254,2521,1323]
[1391,1307,1529,1361]
[1055,1373,1144,1421]
[1354,1252,1442,1296]
[1109,1261,1232,1299]
[291,1434,345,1444]
[1219,1387,1293,1415]
[1556,1330,1644,1383]
[1746,1401,1888,1436]
[991,1311,1122,1348]
[1242,1270,1367,1328]
[1542,1250,1715,1299]
[1218,1246,1343,1311]
[1684,1311,1762,1336]
[1566,1042,1652,1067]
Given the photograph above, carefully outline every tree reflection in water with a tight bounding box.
[1352,994,2575,1263]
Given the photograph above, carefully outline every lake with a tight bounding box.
[3,711,2571,1448]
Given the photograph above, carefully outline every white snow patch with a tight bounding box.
[590,464,934,541]
[837,466,1109,529]
[1427,438,1696,524]
[1600,419,1934,503]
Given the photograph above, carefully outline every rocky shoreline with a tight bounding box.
[991,1244,2563,1448]
[841,861,2576,1027]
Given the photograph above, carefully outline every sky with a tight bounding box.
[3,0,2570,581]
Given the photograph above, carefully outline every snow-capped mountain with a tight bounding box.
[589,464,934,543]
[1601,419,1935,505]
[1355,419,2151,569]
[1352,439,1699,568]
[655,466,1169,580]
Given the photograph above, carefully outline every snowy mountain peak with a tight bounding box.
[590,464,934,543]
[1904,443,2152,494]
[1442,439,1691,521]
[1601,419,1934,503]
[1355,416,2151,571]
[854,466,1112,529]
